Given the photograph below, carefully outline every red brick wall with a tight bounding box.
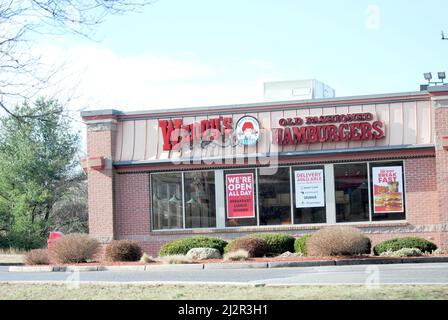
[435,105,448,249]
[404,157,439,225]
[86,126,116,241]
[114,173,150,236]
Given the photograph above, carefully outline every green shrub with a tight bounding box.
[225,237,269,258]
[105,240,143,262]
[373,237,437,255]
[307,226,371,257]
[49,233,99,264]
[159,236,227,256]
[294,234,312,255]
[248,233,295,255]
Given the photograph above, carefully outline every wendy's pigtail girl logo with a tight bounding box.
[235,116,260,146]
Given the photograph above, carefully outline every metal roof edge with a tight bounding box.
[81,90,430,118]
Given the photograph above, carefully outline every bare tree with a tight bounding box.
[0,0,154,118]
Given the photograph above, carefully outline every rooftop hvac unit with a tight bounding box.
[263,79,335,102]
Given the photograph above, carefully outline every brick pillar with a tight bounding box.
[431,90,448,249]
[81,111,119,243]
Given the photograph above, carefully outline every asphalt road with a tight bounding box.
[1,263,448,285]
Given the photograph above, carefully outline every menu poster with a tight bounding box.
[226,173,255,218]
[295,169,325,208]
[372,166,404,213]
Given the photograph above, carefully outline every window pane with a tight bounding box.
[334,163,369,223]
[151,173,183,230]
[184,171,216,228]
[292,166,326,224]
[370,161,406,221]
[258,167,292,226]
[225,169,257,227]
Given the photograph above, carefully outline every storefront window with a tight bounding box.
[150,161,406,231]
[334,163,369,223]
[258,167,291,226]
[370,161,406,221]
[151,173,183,230]
[225,169,257,227]
[292,166,327,224]
[184,171,216,228]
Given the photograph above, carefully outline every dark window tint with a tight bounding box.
[184,171,216,228]
[334,163,369,223]
[151,173,183,230]
[258,167,292,226]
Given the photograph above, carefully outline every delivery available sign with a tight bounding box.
[372,166,404,213]
[226,173,255,218]
[294,169,325,208]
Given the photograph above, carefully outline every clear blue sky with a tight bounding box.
[41,0,448,109]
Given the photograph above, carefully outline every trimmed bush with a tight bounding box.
[49,233,99,264]
[373,237,437,255]
[24,249,50,265]
[159,236,227,256]
[307,226,371,257]
[294,234,312,256]
[225,237,269,258]
[224,249,249,261]
[105,240,143,262]
[248,233,295,255]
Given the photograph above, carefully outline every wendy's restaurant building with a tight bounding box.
[81,84,448,256]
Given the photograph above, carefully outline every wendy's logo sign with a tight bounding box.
[235,116,260,146]
[158,116,262,151]
[158,117,234,151]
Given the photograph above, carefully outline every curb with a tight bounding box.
[334,258,402,266]
[8,256,448,273]
[9,266,54,272]
[400,257,448,264]
[98,265,146,272]
[204,262,268,270]
[268,260,335,268]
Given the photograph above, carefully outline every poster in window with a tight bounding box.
[372,166,404,213]
[294,169,325,208]
[226,173,255,218]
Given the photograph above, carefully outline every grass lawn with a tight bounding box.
[0,283,447,300]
